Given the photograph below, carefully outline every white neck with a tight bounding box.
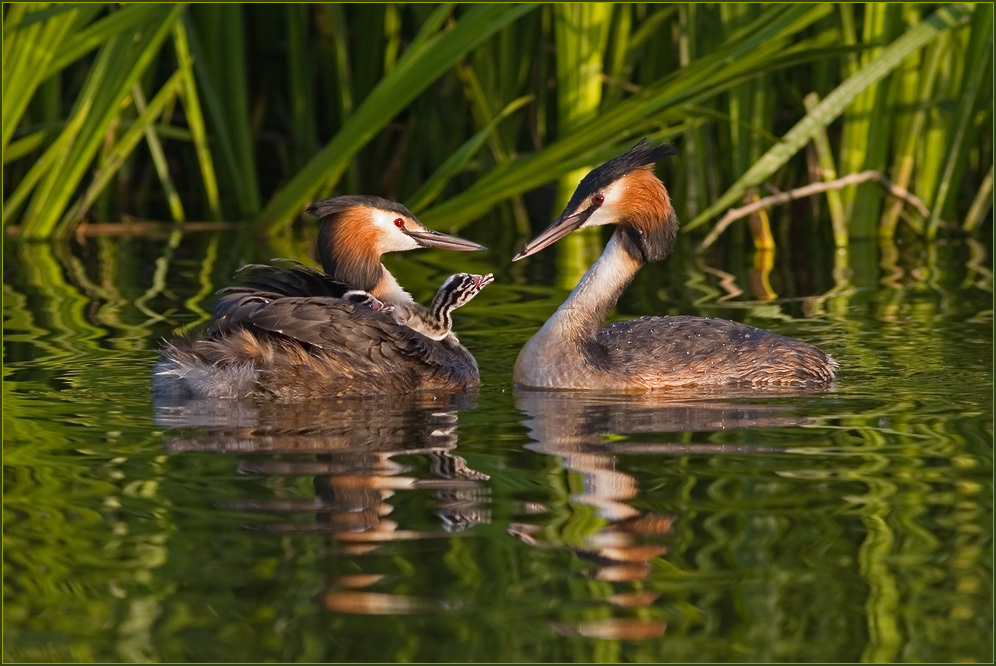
[540,231,642,342]
[372,267,415,306]
[514,231,643,387]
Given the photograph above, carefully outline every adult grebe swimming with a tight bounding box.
[154,196,492,399]
[511,139,837,390]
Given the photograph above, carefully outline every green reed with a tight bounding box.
[3,3,991,251]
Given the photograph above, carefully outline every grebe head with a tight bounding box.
[412,272,494,341]
[437,272,495,310]
[308,195,486,289]
[341,290,396,313]
[513,139,679,263]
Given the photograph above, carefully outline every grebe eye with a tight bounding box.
[394,218,405,228]
[592,193,605,206]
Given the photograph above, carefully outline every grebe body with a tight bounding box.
[512,140,837,390]
[156,272,492,399]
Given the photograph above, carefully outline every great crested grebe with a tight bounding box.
[154,196,492,399]
[512,139,837,390]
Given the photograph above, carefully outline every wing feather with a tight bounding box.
[597,316,836,386]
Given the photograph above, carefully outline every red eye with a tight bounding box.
[593,194,605,206]
[394,218,405,228]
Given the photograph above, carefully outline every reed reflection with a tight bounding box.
[511,388,815,640]
[155,394,490,615]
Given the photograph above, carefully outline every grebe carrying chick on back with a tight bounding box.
[155,196,493,399]
[512,139,837,390]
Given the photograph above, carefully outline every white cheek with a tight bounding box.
[383,234,420,252]
[581,203,622,228]
[578,180,627,228]
[370,209,420,252]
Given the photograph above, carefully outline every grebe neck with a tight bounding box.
[396,284,456,341]
[318,220,384,292]
[372,268,415,307]
[540,229,644,343]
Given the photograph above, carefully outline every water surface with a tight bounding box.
[3,227,992,662]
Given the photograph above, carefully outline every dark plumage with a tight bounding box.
[306,194,415,221]
[155,299,480,399]
[588,316,836,388]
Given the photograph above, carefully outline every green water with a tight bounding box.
[3,225,993,663]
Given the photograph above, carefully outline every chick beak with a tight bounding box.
[512,205,596,261]
[406,228,486,252]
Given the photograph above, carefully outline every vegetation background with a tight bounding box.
[3,2,992,255]
[3,6,993,662]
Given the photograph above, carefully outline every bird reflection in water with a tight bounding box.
[510,387,815,641]
[155,393,490,615]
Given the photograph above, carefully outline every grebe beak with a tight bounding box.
[406,228,487,252]
[473,273,495,289]
[512,204,596,261]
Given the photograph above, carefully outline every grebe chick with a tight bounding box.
[331,272,495,341]
[511,139,837,390]
[404,272,495,340]
[154,272,493,400]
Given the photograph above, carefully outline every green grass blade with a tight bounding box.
[838,3,887,191]
[678,3,710,217]
[603,3,632,107]
[1,3,30,68]
[287,3,317,171]
[19,3,185,238]
[2,109,86,227]
[962,164,994,232]
[408,94,532,212]
[44,3,164,78]
[2,3,80,152]
[216,4,259,215]
[383,4,402,73]
[804,93,848,248]
[131,81,185,222]
[3,129,53,164]
[926,4,993,238]
[455,60,509,161]
[622,5,677,74]
[186,5,260,215]
[4,2,985,239]
[19,35,127,234]
[554,3,612,136]
[315,3,358,192]
[881,26,945,238]
[255,2,537,232]
[843,3,903,236]
[172,20,221,220]
[59,71,186,227]
[553,2,613,282]
[401,4,454,55]
[685,2,973,233]
[423,4,833,229]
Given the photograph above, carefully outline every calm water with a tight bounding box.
[3,224,993,663]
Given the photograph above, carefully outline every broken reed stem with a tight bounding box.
[698,170,936,251]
